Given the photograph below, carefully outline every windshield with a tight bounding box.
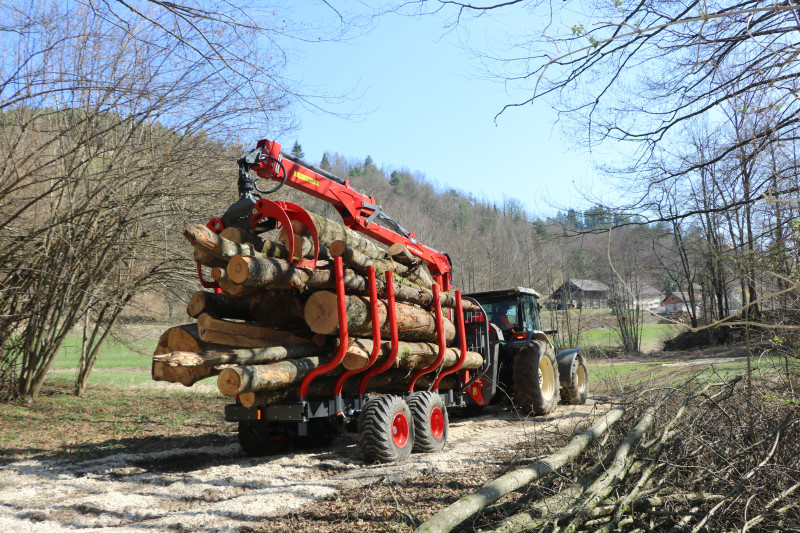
[482,297,519,332]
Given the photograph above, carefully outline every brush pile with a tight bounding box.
[151,210,482,407]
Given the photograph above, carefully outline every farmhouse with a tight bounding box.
[551,279,609,309]
[662,291,702,313]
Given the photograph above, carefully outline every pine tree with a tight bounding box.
[291,140,304,159]
[320,152,331,171]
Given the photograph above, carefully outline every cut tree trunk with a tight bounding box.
[196,312,309,347]
[211,268,260,300]
[248,290,306,329]
[217,356,336,396]
[304,290,456,343]
[341,338,482,371]
[309,213,392,263]
[152,324,230,385]
[329,240,433,290]
[153,341,332,368]
[184,224,263,260]
[220,227,265,249]
[194,247,228,269]
[187,291,252,320]
[279,227,331,261]
[226,254,474,310]
[238,373,459,407]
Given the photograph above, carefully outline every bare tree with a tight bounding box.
[0,0,305,401]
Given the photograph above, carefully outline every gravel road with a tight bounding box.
[0,400,605,533]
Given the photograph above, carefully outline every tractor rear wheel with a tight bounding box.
[358,395,414,463]
[513,340,559,415]
[561,356,589,405]
[408,391,448,453]
[238,421,293,456]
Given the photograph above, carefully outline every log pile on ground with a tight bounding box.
[152,211,482,406]
[415,369,800,533]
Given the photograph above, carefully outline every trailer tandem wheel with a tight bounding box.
[358,395,414,463]
[512,340,560,415]
[238,420,293,457]
[408,391,448,454]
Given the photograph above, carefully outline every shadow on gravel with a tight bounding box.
[0,432,236,466]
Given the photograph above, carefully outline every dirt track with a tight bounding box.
[0,400,606,533]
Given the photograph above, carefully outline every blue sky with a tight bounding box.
[273,3,603,219]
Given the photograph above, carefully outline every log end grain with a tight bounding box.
[217,368,243,397]
[227,255,253,284]
[304,290,340,335]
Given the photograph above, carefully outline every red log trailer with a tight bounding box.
[200,139,589,462]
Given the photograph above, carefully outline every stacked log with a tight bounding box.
[152,209,482,407]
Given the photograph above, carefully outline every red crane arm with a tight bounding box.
[249,139,452,289]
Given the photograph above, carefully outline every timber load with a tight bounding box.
[151,209,481,405]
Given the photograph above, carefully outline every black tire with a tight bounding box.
[513,340,560,415]
[560,356,589,405]
[358,395,414,463]
[408,392,448,454]
[238,421,293,457]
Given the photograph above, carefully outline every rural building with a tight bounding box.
[662,291,702,313]
[551,279,610,309]
[635,284,663,309]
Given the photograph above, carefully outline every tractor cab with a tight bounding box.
[468,287,543,340]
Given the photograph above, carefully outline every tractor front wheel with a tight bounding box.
[358,395,414,463]
[513,340,560,415]
[408,391,448,454]
[560,355,589,405]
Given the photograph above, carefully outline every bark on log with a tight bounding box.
[194,247,228,269]
[304,290,456,343]
[329,240,433,290]
[414,406,626,533]
[226,254,476,310]
[220,227,265,249]
[248,290,306,329]
[184,224,263,260]
[196,312,309,347]
[341,338,483,371]
[187,291,252,320]
[279,227,330,261]
[211,268,260,300]
[309,213,390,263]
[151,363,223,386]
[152,341,332,368]
[152,324,229,386]
[238,373,459,407]
[217,356,336,396]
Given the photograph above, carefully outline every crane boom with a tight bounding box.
[244,139,453,289]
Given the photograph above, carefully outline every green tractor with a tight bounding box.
[467,287,589,414]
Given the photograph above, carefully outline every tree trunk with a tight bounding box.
[309,212,389,263]
[217,356,336,396]
[304,290,456,343]
[237,373,459,407]
[193,247,228,269]
[415,406,627,533]
[151,363,223,386]
[196,312,309,347]
[226,254,475,310]
[184,224,262,260]
[153,341,332,368]
[187,291,252,320]
[329,239,433,289]
[248,290,306,329]
[341,338,482,371]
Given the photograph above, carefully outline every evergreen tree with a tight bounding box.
[291,140,304,159]
[389,170,404,195]
[320,152,331,171]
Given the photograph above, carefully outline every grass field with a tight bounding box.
[580,323,683,352]
[46,333,158,388]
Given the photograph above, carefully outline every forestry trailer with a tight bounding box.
[162,138,589,463]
